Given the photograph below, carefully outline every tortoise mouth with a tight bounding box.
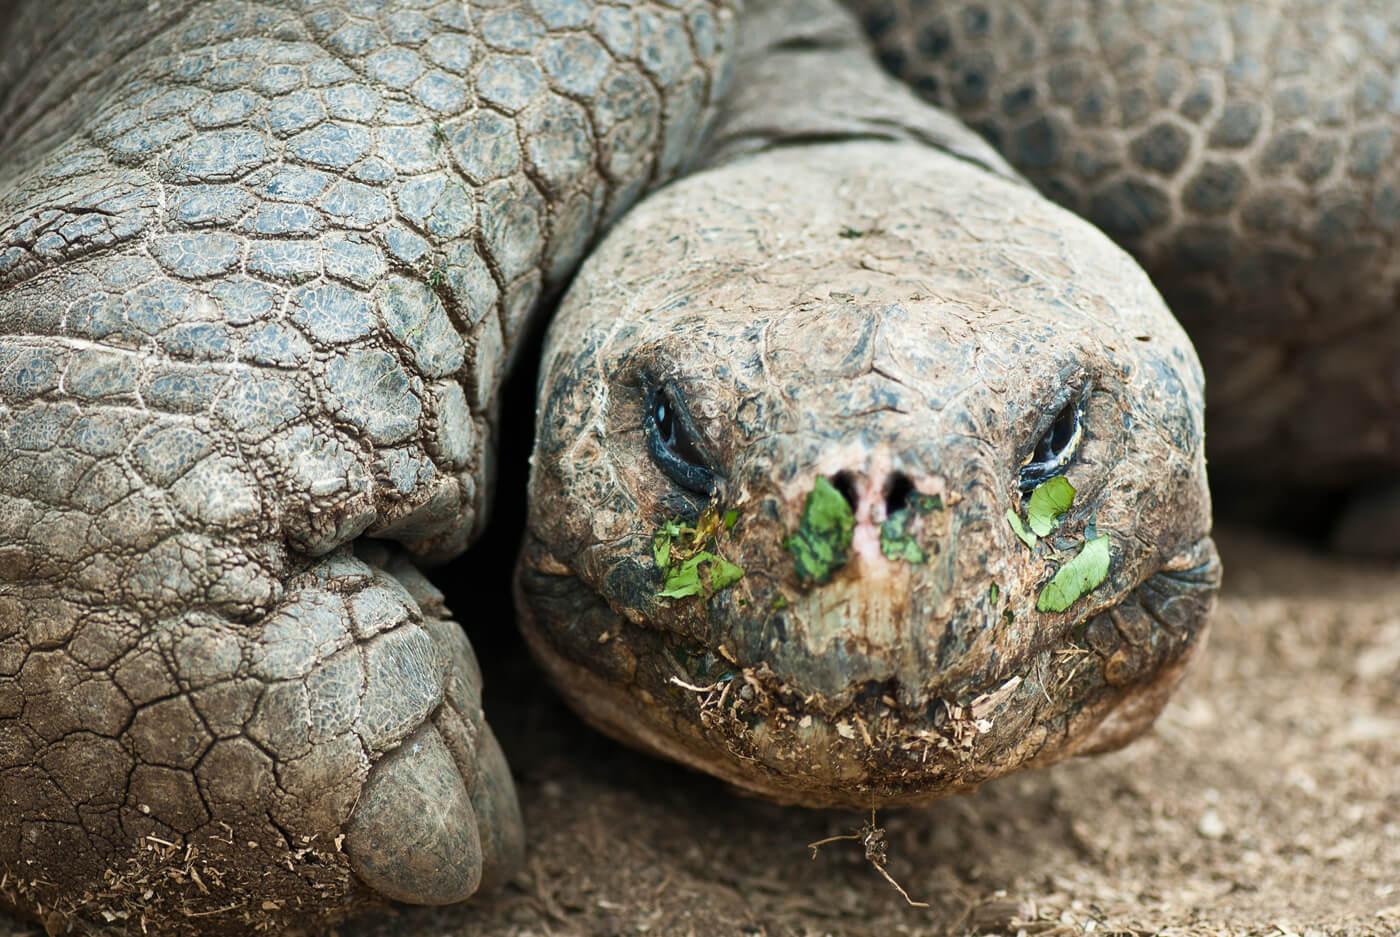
[516,534,1220,808]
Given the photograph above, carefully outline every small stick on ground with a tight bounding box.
[806,832,862,853]
[668,676,721,693]
[807,807,930,909]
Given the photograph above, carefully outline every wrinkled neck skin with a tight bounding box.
[517,0,1220,808]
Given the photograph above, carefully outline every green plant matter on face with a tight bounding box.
[1027,476,1076,537]
[1007,476,1077,548]
[654,507,745,600]
[784,476,855,584]
[1037,534,1112,612]
[880,510,927,564]
[878,491,942,565]
[1006,510,1037,549]
[657,551,745,598]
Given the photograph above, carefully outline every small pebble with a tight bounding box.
[1198,808,1227,839]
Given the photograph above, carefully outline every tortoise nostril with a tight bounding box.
[885,472,914,514]
[829,471,859,509]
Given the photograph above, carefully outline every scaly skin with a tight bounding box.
[2,0,1230,931]
[848,0,1400,545]
[518,0,1220,809]
[0,0,735,932]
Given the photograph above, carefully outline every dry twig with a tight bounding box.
[807,807,929,908]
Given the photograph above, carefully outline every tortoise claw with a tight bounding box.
[345,723,483,905]
[469,725,526,893]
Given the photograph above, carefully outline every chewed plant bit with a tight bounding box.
[658,552,745,598]
[911,493,943,513]
[1026,476,1076,537]
[1006,509,1037,549]
[784,476,855,584]
[1037,534,1112,612]
[879,509,927,564]
[881,487,943,564]
[1007,476,1076,548]
[654,507,744,600]
[653,519,685,570]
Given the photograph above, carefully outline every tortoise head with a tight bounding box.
[516,141,1219,807]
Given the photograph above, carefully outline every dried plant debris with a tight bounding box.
[784,476,856,584]
[654,507,745,599]
[936,675,1024,755]
[1037,533,1111,612]
[808,808,929,908]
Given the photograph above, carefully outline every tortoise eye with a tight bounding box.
[1019,397,1083,492]
[653,393,676,446]
[644,384,715,494]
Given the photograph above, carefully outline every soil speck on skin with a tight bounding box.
[5,528,1397,937]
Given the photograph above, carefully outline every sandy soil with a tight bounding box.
[5,527,1398,937]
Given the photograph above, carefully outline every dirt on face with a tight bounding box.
[4,526,1397,937]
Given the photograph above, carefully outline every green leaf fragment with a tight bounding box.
[653,513,743,599]
[657,551,745,599]
[708,554,744,591]
[653,532,672,572]
[1006,509,1037,549]
[652,518,688,572]
[912,493,943,513]
[658,553,706,598]
[723,509,739,530]
[1027,476,1076,538]
[783,476,855,584]
[879,510,927,564]
[1037,534,1112,613]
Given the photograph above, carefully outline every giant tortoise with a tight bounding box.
[0,0,1391,932]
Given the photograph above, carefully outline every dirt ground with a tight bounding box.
[4,527,1398,937]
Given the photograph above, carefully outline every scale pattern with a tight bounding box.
[852,0,1400,483]
[0,0,734,931]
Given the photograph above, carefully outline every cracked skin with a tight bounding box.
[0,0,1389,932]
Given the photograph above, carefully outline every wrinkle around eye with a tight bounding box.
[1018,397,1085,492]
[643,383,717,494]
